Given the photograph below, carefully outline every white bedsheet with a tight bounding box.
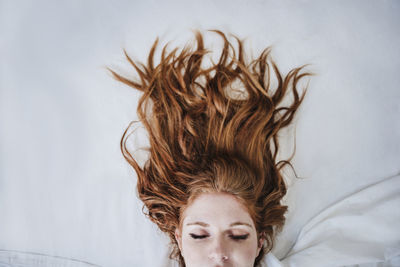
[263,173,400,267]
[1,1,399,266]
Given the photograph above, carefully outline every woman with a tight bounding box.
[109,29,312,267]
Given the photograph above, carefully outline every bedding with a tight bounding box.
[1,1,399,266]
[268,173,400,267]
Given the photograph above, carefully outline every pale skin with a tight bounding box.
[175,192,264,267]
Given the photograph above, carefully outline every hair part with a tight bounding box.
[109,29,313,267]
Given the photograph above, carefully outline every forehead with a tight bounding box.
[182,192,253,226]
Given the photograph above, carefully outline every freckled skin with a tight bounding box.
[175,193,262,267]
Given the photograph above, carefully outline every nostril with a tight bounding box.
[208,253,229,263]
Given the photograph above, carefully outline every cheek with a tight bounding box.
[231,238,259,266]
[236,246,256,261]
[181,238,209,266]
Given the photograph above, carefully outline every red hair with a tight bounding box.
[109,29,312,266]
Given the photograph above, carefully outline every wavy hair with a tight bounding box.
[109,29,312,267]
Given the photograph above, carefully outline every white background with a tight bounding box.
[1,1,399,266]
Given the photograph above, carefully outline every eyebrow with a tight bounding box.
[186,221,253,228]
[230,221,253,228]
[186,221,209,227]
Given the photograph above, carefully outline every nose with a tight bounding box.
[208,236,229,265]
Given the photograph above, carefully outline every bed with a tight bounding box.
[1,0,399,266]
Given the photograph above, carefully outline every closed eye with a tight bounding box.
[190,233,209,239]
[230,234,249,240]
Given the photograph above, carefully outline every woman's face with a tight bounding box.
[175,192,262,267]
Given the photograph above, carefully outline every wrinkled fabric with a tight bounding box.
[263,174,400,267]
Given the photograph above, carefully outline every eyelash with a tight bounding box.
[189,233,249,241]
[190,234,208,239]
[231,234,249,240]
